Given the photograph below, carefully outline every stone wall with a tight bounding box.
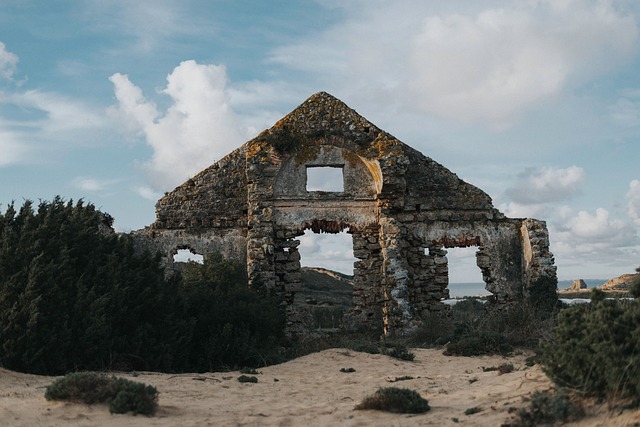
[130,91,558,337]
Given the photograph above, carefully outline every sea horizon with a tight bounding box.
[448,279,608,298]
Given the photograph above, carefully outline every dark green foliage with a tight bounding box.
[498,363,514,374]
[178,252,286,371]
[45,372,158,416]
[0,198,185,374]
[0,198,285,375]
[384,344,415,361]
[444,331,513,356]
[355,387,430,413]
[528,276,560,314]
[540,289,640,400]
[509,391,583,427]
[632,267,640,299]
[240,368,260,375]
[44,372,117,404]
[464,407,481,415]
[108,378,159,415]
[237,375,258,383]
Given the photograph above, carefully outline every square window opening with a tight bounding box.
[306,166,344,192]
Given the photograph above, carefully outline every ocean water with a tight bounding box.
[448,279,608,298]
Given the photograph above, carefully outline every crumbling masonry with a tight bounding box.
[132,92,557,336]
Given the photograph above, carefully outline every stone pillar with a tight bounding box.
[345,227,383,331]
[379,217,419,336]
[521,219,557,310]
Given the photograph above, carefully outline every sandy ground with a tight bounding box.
[1,348,639,426]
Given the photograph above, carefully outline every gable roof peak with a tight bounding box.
[273,91,381,139]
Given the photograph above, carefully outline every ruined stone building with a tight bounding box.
[132,92,557,336]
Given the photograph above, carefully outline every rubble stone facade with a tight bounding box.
[132,92,557,336]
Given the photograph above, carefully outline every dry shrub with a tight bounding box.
[355,387,430,414]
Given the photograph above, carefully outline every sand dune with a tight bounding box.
[1,348,638,426]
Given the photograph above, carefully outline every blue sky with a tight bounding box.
[1,0,639,282]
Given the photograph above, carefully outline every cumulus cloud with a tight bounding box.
[627,179,640,225]
[0,42,18,80]
[407,1,637,124]
[552,207,638,260]
[271,0,639,127]
[505,166,586,205]
[109,60,247,191]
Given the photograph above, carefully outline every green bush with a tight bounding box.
[237,375,258,383]
[0,198,186,374]
[355,387,430,413]
[508,390,583,427]
[383,344,415,361]
[178,252,286,371]
[540,289,640,400]
[464,406,481,415]
[0,198,286,375]
[444,331,513,356]
[45,372,158,415]
[498,363,514,374]
[108,378,159,415]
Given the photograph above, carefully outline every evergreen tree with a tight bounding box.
[0,198,185,374]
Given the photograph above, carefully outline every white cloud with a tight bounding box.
[610,90,640,127]
[0,129,27,166]
[552,207,638,257]
[81,0,199,53]
[109,60,247,191]
[297,230,356,275]
[0,41,18,80]
[499,202,547,219]
[134,186,160,201]
[627,179,640,225]
[71,176,119,193]
[0,88,107,167]
[505,166,586,205]
[270,0,639,127]
[408,1,637,124]
[10,90,105,132]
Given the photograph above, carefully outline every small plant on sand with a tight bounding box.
[506,390,583,427]
[240,368,260,375]
[45,372,158,415]
[498,363,515,375]
[237,375,258,383]
[384,344,415,361]
[464,406,481,415]
[355,387,430,414]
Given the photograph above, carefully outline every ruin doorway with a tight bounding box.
[445,247,491,298]
[294,229,356,331]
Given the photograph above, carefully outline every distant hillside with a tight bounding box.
[295,267,353,308]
